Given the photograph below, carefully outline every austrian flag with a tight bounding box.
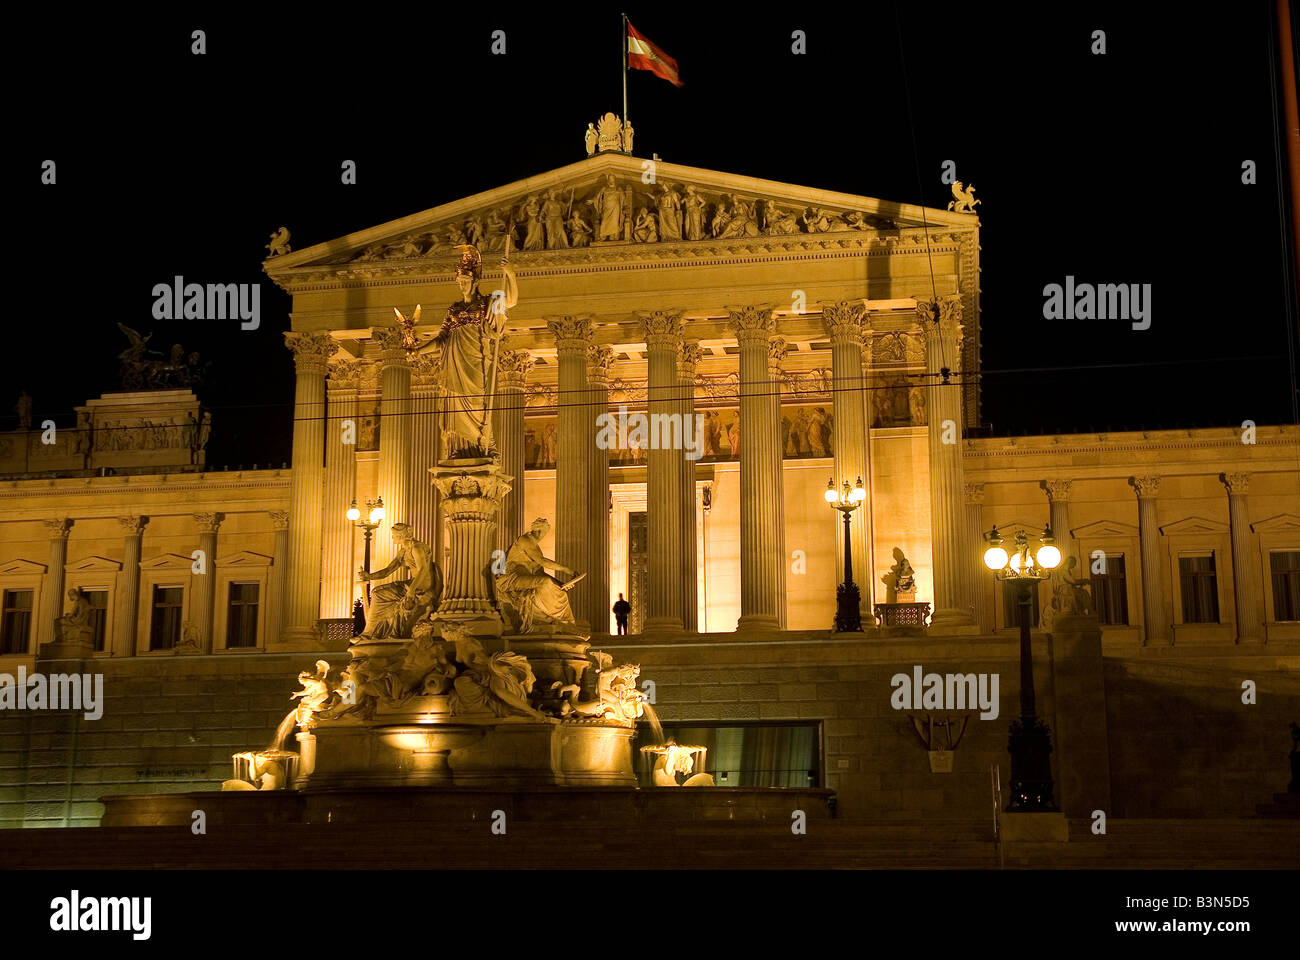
[627,21,683,87]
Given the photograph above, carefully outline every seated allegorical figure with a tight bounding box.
[357,523,443,639]
[494,517,580,633]
[54,587,95,646]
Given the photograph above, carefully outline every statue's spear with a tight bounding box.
[483,233,511,451]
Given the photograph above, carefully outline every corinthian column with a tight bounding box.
[37,518,72,651]
[919,297,975,630]
[190,512,222,652]
[677,342,701,632]
[282,331,335,648]
[112,516,146,657]
[1220,473,1264,642]
[640,310,685,632]
[548,317,593,631]
[964,483,991,633]
[410,354,442,557]
[1129,476,1167,645]
[587,345,615,634]
[731,306,783,631]
[375,327,412,575]
[1041,479,1074,566]
[265,510,289,646]
[822,302,872,615]
[493,348,534,557]
[321,362,359,619]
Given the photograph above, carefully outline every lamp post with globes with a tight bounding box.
[983,524,1061,812]
[826,477,866,632]
[346,497,385,606]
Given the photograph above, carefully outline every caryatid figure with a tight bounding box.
[418,244,517,459]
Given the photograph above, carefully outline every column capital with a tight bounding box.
[963,482,985,504]
[1219,472,1250,495]
[326,361,362,392]
[820,301,866,345]
[546,316,594,352]
[917,295,963,342]
[373,327,411,366]
[726,304,776,345]
[499,348,537,390]
[1040,479,1072,502]
[193,512,225,533]
[42,517,72,539]
[284,332,336,373]
[117,515,148,536]
[409,352,440,388]
[585,345,616,388]
[637,310,685,351]
[677,342,702,381]
[269,510,290,531]
[1129,475,1161,499]
[768,337,788,378]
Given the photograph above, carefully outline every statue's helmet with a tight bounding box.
[454,244,482,281]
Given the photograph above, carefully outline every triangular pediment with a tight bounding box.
[66,556,123,573]
[1159,516,1229,536]
[217,550,273,568]
[264,152,975,286]
[1071,519,1138,539]
[0,558,47,576]
[1251,513,1300,534]
[140,553,197,570]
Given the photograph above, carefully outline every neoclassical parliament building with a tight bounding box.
[2,145,1298,840]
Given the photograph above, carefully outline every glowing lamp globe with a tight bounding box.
[1036,544,1062,570]
[346,503,361,522]
[1009,552,1023,573]
[850,482,866,503]
[824,486,839,504]
[983,546,1008,571]
[369,505,385,524]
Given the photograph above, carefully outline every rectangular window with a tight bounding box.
[149,586,183,651]
[226,582,260,648]
[1270,550,1300,622]
[0,590,33,655]
[1003,580,1040,628]
[1179,554,1219,623]
[1090,554,1129,625]
[83,589,109,652]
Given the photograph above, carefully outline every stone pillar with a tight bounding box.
[1049,615,1112,818]
[919,297,975,630]
[964,483,991,633]
[1220,472,1264,642]
[431,465,511,633]
[321,362,359,619]
[265,510,290,648]
[587,345,615,635]
[677,342,701,632]
[730,306,783,631]
[113,516,147,657]
[375,328,412,574]
[37,518,72,650]
[410,355,442,557]
[548,317,593,631]
[822,302,872,614]
[282,331,335,648]
[1129,476,1167,645]
[1041,480,1074,566]
[770,339,789,629]
[191,512,222,652]
[493,348,534,557]
[641,310,685,632]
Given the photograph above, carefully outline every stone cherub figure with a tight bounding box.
[356,523,443,639]
[291,660,333,728]
[881,547,916,603]
[495,518,581,633]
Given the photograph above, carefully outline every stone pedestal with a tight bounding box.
[1001,812,1069,843]
[431,459,510,638]
[1048,614,1111,818]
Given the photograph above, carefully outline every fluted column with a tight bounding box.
[918,297,975,629]
[548,316,593,631]
[189,513,222,652]
[1041,480,1074,567]
[37,518,72,651]
[265,510,289,647]
[677,343,701,632]
[375,327,412,575]
[964,483,991,633]
[770,338,790,628]
[1129,476,1167,645]
[641,310,685,632]
[282,331,335,647]
[587,345,615,634]
[113,516,146,657]
[493,348,534,557]
[731,306,783,631]
[822,302,872,614]
[1220,473,1264,642]
[410,354,442,555]
[321,362,359,619]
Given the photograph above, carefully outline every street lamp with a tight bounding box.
[983,523,1061,812]
[348,497,384,605]
[826,477,866,632]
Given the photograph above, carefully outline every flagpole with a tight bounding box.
[621,12,629,130]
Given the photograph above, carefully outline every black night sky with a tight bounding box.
[12,4,1297,469]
